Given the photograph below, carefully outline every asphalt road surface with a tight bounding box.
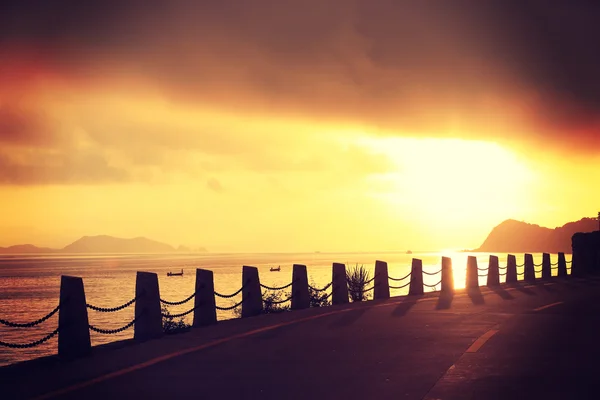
[3,277,600,400]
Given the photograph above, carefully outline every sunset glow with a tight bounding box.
[1,2,599,253]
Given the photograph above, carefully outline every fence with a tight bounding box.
[0,252,576,360]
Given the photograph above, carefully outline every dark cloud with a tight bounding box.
[1,1,599,153]
[0,146,130,185]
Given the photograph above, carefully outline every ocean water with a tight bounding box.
[0,251,569,367]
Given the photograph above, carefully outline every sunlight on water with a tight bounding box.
[0,251,570,366]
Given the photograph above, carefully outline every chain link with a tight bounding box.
[308,282,332,292]
[422,269,442,276]
[534,262,543,267]
[499,271,508,276]
[389,281,411,290]
[498,265,508,269]
[264,295,293,304]
[476,267,488,271]
[0,304,60,328]
[215,298,244,310]
[423,280,442,288]
[361,285,375,293]
[160,292,196,306]
[87,297,137,313]
[389,271,411,281]
[0,327,60,348]
[566,260,572,264]
[161,308,196,319]
[89,318,136,335]
[516,271,525,275]
[516,263,525,268]
[214,285,245,299]
[477,273,488,277]
[261,281,295,291]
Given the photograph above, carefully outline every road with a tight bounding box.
[3,277,600,399]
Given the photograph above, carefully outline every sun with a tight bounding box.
[352,136,536,246]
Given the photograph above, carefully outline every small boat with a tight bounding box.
[406,250,413,255]
[270,266,281,272]
[167,269,184,277]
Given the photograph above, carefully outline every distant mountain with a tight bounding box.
[62,235,177,253]
[0,244,58,254]
[475,217,598,253]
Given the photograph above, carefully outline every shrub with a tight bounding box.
[161,305,191,334]
[309,279,332,307]
[346,263,372,302]
[261,290,291,314]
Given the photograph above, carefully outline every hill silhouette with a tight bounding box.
[62,235,176,253]
[0,244,58,254]
[0,235,206,254]
[476,217,598,253]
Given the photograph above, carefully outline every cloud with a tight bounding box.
[1,0,599,154]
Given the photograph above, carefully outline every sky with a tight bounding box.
[1,1,599,252]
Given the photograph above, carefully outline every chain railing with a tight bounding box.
[87,297,137,312]
[0,327,60,348]
[516,263,525,268]
[161,307,196,319]
[389,271,411,281]
[477,272,488,277]
[309,282,332,292]
[423,280,442,290]
[160,292,196,306]
[214,285,245,299]
[0,304,60,328]
[389,281,411,290]
[422,269,442,276]
[261,281,295,291]
[215,298,244,311]
[264,295,293,304]
[361,285,375,293]
[89,318,137,335]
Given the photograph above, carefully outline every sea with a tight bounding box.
[0,251,568,367]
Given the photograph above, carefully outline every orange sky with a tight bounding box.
[1,2,599,252]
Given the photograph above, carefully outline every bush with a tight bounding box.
[309,279,332,307]
[161,305,191,334]
[261,290,291,314]
[346,263,372,302]
[232,289,291,318]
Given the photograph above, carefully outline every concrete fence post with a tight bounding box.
[542,253,552,280]
[332,263,349,305]
[193,269,217,327]
[506,254,517,283]
[58,275,91,360]
[291,264,310,310]
[441,257,454,293]
[466,256,479,289]
[134,271,163,341]
[557,252,568,277]
[241,266,263,318]
[374,260,390,300]
[486,255,500,287]
[408,258,424,296]
[524,254,536,282]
